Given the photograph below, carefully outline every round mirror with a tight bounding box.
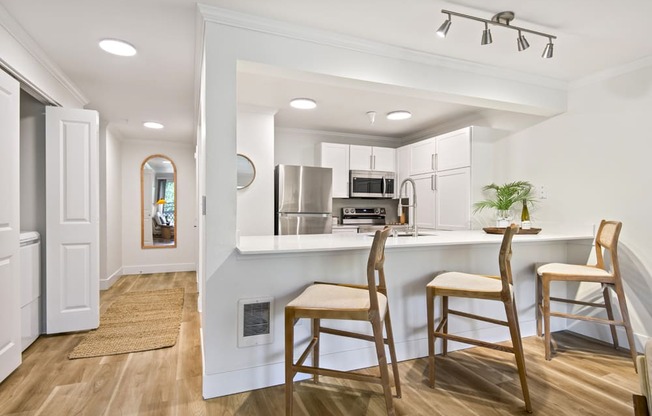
[237,154,256,189]
[141,155,177,249]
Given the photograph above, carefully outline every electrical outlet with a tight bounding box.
[538,185,547,199]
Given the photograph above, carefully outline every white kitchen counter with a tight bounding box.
[237,229,593,255]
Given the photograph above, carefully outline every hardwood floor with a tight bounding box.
[0,272,639,415]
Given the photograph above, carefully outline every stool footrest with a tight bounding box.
[320,326,389,345]
[433,331,514,353]
[294,365,385,385]
[550,296,606,308]
[549,311,625,326]
[448,309,509,327]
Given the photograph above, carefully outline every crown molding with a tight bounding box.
[197,4,567,92]
[570,55,652,90]
[0,5,88,106]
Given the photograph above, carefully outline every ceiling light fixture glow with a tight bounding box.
[143,121,164,129]
[436,9,556,58]
[386,110,412,121]
[290,98,317,109]
[99,39,137,56]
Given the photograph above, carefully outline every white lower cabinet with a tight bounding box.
[411,167,470,230]
[435,167,470,230]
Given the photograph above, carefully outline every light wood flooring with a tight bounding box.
[0,272,640,415]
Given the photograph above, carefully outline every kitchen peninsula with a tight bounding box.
[202,229,594,398]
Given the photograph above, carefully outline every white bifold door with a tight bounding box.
[0,69,22,383]
[45,106,100,334]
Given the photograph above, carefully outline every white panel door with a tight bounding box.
[319,143,349,198]
[410,137,436,175]
[412,174,436,229]
[372,147,396,172]
[349,145,372,170]
[436,128,471,171]
[436,167,471,230]
[45,106,100,334]
[0,69,21,382]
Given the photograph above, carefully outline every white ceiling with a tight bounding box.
[2,0,652,143]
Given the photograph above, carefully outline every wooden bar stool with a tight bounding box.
[284,227,401,416]
[536,220,638,368]
[426,224,532,413]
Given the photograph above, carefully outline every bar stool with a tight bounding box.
[284,227,401,416]
[536,220,637,368]
[426,224,532,413]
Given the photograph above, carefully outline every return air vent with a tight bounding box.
[237,297,274,348]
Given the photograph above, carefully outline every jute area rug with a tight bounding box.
[69,287,185,359]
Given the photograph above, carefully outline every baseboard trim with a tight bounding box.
[122,263,196,275]
[202,320,536,399]
[100,267,123,290]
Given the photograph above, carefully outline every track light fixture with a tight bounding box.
[436,9,556,58]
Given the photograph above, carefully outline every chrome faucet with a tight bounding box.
[397,178,418,237]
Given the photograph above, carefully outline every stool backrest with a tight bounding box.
[499,224,518,299]
[367,226,391,316]
[595,220,622,276]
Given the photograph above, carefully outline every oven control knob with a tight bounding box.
[374,208,380,214]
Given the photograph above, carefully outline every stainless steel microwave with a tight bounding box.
[350,170,395,198]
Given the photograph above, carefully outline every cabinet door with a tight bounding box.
[349,145,372,170]
[436,128,470,171]
[412,174,436,229]
[319,143,350,198]
[436,167,470,230]
[372,147,396,172]
[410,137,436,175]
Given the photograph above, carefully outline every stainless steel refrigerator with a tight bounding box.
[275,165,333,235]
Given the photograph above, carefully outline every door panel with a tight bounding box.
[46,106,99,334]
[436,167,471,230]
[0,69,21,382]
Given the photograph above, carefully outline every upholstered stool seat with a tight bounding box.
[428,272,508,297]
[286,284,388,318]
[537,263,612,278]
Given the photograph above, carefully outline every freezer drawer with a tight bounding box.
[277,213,332,235]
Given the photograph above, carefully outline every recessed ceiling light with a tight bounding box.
[143,121,164,129]
[386,110,412,120]
[99,39,137,57]
[290,98,317,109]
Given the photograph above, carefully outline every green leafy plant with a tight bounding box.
[473,181,535,213]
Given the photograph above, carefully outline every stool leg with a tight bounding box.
[614,281,638,370]
[602,284,619,350]
[536,272,543,337]
[505,297,532,413]
[384,309,402,398]
[371,313,395,416]
[442,296,449,356]
[312,318,320,383]
[426,287,436,388]
[285,311,295,416]
[542,277,552,361]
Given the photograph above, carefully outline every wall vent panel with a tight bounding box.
[238,297,273,347]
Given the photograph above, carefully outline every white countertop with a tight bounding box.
[237,230,593,255]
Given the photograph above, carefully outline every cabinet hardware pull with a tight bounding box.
[435,153,438,171]
[431,154,435,171]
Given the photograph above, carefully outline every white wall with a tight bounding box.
[237,108,275,236]
[275,128,396,167]
[493,63,652,349]
[121,140,197,274]
[99,125,123,289]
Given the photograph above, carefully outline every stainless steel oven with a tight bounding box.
[349,170,395,198]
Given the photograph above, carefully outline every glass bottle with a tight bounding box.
[521,200,531,229]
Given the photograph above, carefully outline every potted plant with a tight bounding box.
[474,181,535,227]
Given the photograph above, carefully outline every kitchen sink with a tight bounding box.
[393,232,436,237]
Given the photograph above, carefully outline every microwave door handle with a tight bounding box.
[381,177,386,196]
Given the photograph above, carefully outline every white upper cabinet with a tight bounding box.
[318,143,350,198]
[349,145,396,172]
[410,127,470,175]
[409,138,436,176]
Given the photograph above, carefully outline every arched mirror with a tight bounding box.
[237,154,256,189]
[141,155,177,249]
